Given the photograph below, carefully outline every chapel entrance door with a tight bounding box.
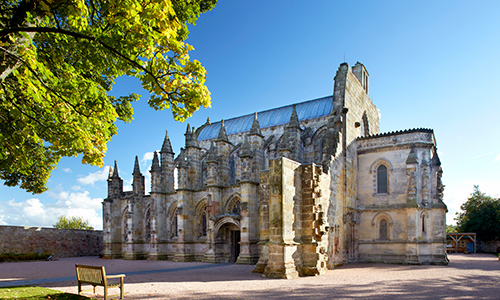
[215,223,241,263]
[230,230,241,263]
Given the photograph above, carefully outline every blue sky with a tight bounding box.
[1,0,499,229]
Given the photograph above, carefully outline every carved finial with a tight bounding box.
[206,117,211,125]
[133,156,141,175]
[287,105,300,129]
[112,160,120,178]
[249,112,262,136]
[185,123,191,135]
[217,119,229,142]
[108,164,113,179]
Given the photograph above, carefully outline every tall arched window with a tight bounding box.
[202,206,207,236]
[173,209,178,237]
[377,165,388,194]
[144,209,151,242]
[379,219,388,240]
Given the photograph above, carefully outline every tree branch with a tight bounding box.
[1,26,182,103]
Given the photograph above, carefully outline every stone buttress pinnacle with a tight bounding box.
[161,130,174,154]
[112,160,120,178]
[249,112,263,136]
[133,156,141,175]
[206,141,218,163]
[431,150,441,166]
[239,135,253,158]
[406,147,418,164]
[151,151,161,172]
[287,105,300,129]
[108,164,113,179]
[217,119,229,142]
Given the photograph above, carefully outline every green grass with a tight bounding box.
[0,253,52,262]
[0,286,93,299]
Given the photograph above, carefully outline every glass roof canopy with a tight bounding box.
[197,95,333,141]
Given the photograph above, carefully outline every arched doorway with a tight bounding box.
[214,217,241,263]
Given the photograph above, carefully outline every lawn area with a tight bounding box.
[0,286,92,299]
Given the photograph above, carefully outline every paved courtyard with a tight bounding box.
[0,253,499,299]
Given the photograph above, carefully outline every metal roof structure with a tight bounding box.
[197,95,333,141]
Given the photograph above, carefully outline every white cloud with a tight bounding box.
[0,189,104,230]
[77,166,110,185]
[141,151,155,166]
[62,168,72,173]
[471,152,492,159]
[494,153,500,162]
[123,179,133,192]
[7,199,23,207]
[144,164,152,194]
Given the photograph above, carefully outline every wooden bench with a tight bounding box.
[75,264,125,300]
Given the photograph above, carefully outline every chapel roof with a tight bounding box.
[197,95,333,141]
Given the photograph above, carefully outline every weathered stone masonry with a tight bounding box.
[0,225,102,258]
[103,62,448,278]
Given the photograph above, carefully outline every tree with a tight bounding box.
[446,225,457,233]
[0,0,216,193]
[455,185,500,241]
[54,215,94,230]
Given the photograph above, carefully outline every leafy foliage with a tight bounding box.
[54,215,94,230]
[0,0,216,193]
[455,185,500,241]
[446,225,457,233]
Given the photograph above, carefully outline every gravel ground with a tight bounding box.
[0,253,499,299]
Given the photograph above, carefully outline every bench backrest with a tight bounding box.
[75,264,106,285]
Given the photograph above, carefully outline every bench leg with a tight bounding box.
[78,282,82,295]
[120,277,124,299]
[104,285,108,300]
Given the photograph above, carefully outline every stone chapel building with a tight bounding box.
[102,62,448,278]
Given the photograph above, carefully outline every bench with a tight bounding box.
[75,264,125,300]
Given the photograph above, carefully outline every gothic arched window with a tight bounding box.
[379,219,388,240]
[377,165,388,194]
[202,207,207,236]
[144,209,151,242]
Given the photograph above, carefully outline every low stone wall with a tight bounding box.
[477,240,500,253]
[0,225,103,258]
